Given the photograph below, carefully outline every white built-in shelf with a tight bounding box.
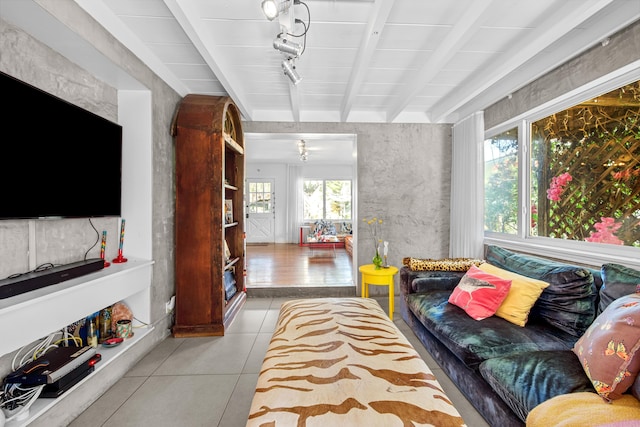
[0,257,154,358]
[1,257,154,426]
[5,325,153,427]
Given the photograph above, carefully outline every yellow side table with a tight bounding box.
[359,264,399,320]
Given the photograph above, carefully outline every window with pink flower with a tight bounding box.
[530,80,639,248]
[484,80,639,249]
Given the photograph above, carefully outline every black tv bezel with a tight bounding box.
[0,71,123,220]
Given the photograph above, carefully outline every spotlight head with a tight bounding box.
[282,59,302,85]
[273,36,303,58]
[261,0,290,21]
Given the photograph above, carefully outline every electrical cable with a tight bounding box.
[53,335,82,347]
[83,218,100,261]
[6,262,55,280]
[2,332,60,421]
[2,384,44,422]
[133,316,149,326]
[1,302,105,420]
[285,2,309,57]
[285,1,310,37]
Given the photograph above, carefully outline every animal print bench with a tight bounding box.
[247,297,466,426]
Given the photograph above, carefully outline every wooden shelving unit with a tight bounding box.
[172,95,246,337]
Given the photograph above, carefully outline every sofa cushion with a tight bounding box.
[448,265,512,320]
[599,263,640,314]
[406,291,576,368]
[485,245,597,337]
[403,269,466,293]
[526,392,640,427]
[632,373,640,401]
[479,263,549,327]
[573,292,640,401]
[402,257,484,272]
[479,350,594,422]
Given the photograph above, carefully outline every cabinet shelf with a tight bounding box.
[225,257,240,270]
[223,132,244,155]
[225,183,238,191]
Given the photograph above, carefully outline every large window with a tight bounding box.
[303,179,352,220]
[484,79,640,250]
[484,128,519,234]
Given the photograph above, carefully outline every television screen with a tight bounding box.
[0,71,122,219]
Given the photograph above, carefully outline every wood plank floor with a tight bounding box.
[245,243,354,288]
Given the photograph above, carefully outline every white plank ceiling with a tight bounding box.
[2,0,638,163]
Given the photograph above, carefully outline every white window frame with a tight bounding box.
[303,179,352,221]
[484,64,640,270]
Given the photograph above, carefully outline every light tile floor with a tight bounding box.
[70,297,489,427]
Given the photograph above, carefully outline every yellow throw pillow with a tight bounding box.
[479,263,550,327]
[526,392,640,427]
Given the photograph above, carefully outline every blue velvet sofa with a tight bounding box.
[399,245,640,426]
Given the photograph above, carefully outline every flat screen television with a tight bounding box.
[0,71,122,220]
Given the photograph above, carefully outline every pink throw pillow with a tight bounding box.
[448,265,512,320]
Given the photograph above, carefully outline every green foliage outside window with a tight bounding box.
[303,179,351,220]
[484,129,518,234]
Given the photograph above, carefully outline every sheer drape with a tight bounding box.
[287,164,303,243]
[450,111,484,259]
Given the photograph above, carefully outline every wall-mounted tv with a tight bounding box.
[0,71,122,220]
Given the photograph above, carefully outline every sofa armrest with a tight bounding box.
[400,266,465,295]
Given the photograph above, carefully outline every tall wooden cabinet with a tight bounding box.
[172,95,246,337]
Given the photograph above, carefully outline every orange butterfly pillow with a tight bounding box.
[573,291,640,401]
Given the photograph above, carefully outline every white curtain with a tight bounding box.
[450,111,484,259]
[287,164,303,243]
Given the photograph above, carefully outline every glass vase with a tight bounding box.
[372,250,383,269]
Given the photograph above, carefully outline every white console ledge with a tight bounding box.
[0,257,154,357]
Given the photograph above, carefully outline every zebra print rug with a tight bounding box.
[247,297,466,426]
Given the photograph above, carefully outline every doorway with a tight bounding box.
[243,132,358,290]
[246,178,275,244]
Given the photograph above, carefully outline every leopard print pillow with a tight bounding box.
[402,257,484,271]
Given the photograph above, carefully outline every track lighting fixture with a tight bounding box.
[263,0,309,84]
[282,59,302,85]
[261,0,291,21]
[273,35,303,58]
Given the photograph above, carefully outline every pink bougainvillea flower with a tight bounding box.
[585,217,624,245]
[546,172,572,201]
[612,168,639,181]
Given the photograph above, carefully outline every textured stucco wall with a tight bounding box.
[484,20,640,130]
[0,17,122,276]
[243,121,453,295]
[0,1,180,424]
